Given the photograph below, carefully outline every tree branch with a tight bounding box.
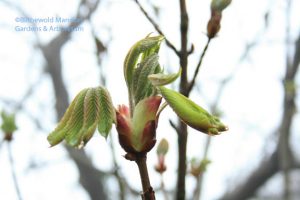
[280,1,293,198]
[187,38,211,95]
[135,154,155,200]
[221,151,279,200]
[176,0,189,199]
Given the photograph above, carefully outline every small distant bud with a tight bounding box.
[207,11,222,39]
[211,0,232,12]
[156,138,169,156]
[207,0,231,38]
[154,139,169,174]
[190,158,211,177]
[207,19,221,39]
[1,111,17,141]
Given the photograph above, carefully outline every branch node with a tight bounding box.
[188,44,194,55]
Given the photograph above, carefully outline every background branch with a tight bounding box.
[187,38,211,95]
[7,142,23,200]
[37,1,108,199]
[219,30,300,200]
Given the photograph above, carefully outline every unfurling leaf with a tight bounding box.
[124,35,164,91]
[156,138,169,156]
[64,88,89,147]
[133,53,161,104]
[47,89,87,146]
[148,68,181,86]
[47,86,115,148]
[131,96,162,152]
[158,86,228,135]
[116,96,162,153]
[97,87,116,139]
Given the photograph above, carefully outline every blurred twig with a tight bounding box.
[193,6,275,197]
[160,175,169,200]
[38,0,109,198]
[108,134,126,200]
[192,138,211,200]
[187,38,211,95]
[133,0,180,56]
[192,78,231,200]
[220,26,300,200]
[0,74,44,112]
[7,142,23,200]
[89,22,109,86]
[280,0,293,199]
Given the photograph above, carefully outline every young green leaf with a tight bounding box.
[124,35,164,90]
[47,86,115,148]
[64,88,89,147]
[148,68,182,86]
[97,86,116,139]
[133,53,161,104]
[47,89,88,146]
[81,88,100,145]
[158,86,228,135]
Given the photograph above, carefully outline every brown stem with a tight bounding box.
[176,121,188,200]
[135,154,155,200]
[179,0,189,96]
[176,0,189,200]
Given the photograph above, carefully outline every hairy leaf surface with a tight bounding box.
[148,68,181,86]
[158,86,228,135]
[47,87,115,148]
